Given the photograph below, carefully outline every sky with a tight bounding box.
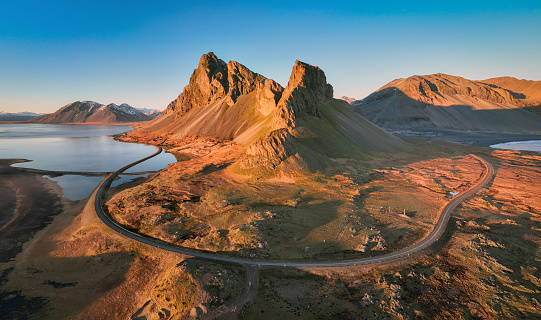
[1,1,540,113]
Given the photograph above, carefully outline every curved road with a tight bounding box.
[93,148,494,268]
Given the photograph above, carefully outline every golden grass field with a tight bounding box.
[1,140,540,319]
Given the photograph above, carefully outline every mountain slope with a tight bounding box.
[124,53,407,174]
[31,101,151,124]
[352,73,541,133]
[135,53,279,141]
[481,76,541,116]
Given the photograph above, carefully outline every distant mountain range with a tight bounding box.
[30,101,153,124]
[122,52,407,173]
[351,73,541,133]
[0,111,43,121]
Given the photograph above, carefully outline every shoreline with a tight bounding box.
[0,160,66,263]
[394,129,541,147]
[0,120,145,127]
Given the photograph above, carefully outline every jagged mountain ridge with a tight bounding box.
[31,101,151,124]
[124,52,407,173]
[352,73,541,132]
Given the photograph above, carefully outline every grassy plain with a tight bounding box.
[241,148,541,319]
[2,138,539,319]
[107,139,486,262]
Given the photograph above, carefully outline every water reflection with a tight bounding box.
[45,175,105,201]
[0,124,176,200]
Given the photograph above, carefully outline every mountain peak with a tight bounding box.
[165,52,265,117]
[273,60,334,128]
[285,60,333,102]
[199,52,224,69]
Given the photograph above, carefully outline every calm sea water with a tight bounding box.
[0,124,176,200]
[490,140,541,153]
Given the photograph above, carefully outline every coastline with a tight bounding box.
[393,129,541,147]
[0,120,145,127]
[0,159,65,263]
[490,139,541,152]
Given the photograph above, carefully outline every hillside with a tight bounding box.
[122,53,407,173]
[481,76,541,116]
[31,101,151,124]
[352,73,541,132]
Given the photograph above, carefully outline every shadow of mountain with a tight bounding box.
[0,251,136,319]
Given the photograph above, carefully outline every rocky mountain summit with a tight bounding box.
[31,101,151,124]
[337,96,356,103]
[123,52,407,174]
[352,73,541,132]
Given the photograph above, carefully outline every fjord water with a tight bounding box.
[490,140,541,152]
[0,124,176,200]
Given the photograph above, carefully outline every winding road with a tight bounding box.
[90,147,494,316]
[92,148,494,268]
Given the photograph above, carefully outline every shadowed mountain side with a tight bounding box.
[355,87,541,133]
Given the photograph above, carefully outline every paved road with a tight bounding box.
[92,149,494,268]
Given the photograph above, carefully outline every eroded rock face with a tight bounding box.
[240,60,335,170]
[165,52,268,117]
[256,79,283,116]
[225,60,267,106]
[275,60,334,127]
[241,129,298,169]
[165,53,229,117]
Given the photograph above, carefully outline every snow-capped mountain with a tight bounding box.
[0,111,43,121]
[30,101,152,124]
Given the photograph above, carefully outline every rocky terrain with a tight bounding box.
[30,101,152,124]
[352,73,541,132]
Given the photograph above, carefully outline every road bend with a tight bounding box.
[92,150,494,268]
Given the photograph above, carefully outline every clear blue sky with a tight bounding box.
[1,1,540,113]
